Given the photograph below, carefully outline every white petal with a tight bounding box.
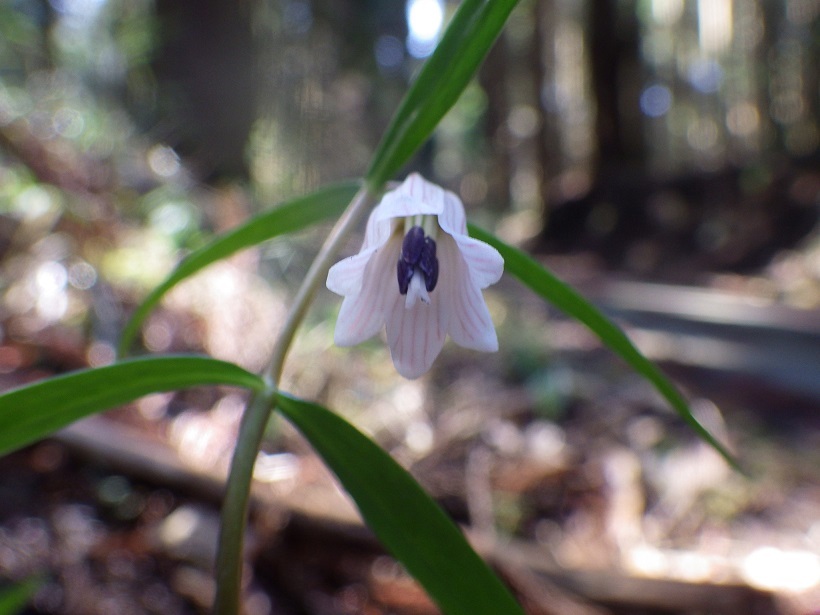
[327,207,397,297]
[438,234,498,352]
[385,285,448,379]
[437,190,468,235]
[361,207,395,251]
[334,295,379,346]
[372,173,445,223]
[436,191,503,289]
[334,236,401,346]
[451,234,504,289]
[400,173,448,205]
[326,247,377,296]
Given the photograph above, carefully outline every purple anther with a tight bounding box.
[400,226,425,266]
[397,259,414,295]
[419,237,438,292]
[397,225,440,295]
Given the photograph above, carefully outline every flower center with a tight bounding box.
[397,225,439,296]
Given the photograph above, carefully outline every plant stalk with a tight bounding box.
[212,183,377,615]
[266,185,375,383]
[213,389,275,613]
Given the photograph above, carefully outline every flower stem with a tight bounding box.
[213,389,275,613]
[213,183,377,615]
[267,185,375,383]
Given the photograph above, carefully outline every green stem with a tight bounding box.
[212,184,377,615]
[267,185,376,383]
[213,390,275,612]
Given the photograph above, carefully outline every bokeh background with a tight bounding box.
[0,1,818,614]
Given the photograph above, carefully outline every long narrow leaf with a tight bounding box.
[118,181,361,357]
[469,224,741,470]
[366,0,520,187]
[0,356,264,456]
[276,393,525,615]
[0,578,41,615]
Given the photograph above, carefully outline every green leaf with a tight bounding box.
[275,393,525,615]
[366,0,520,187]
[469,224,742,471]
[0,577,41,615]
[0,356,265,456]
[118,181,361,357]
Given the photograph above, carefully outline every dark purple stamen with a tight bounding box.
[419,237,438,292]
[397,225,439,295]
[401,226,425,265]
[397,259,414,295]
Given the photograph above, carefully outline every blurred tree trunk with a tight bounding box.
[479,33,512,212]
[587,0,644,178]
[589,0,622,171]
[532,0,559,226]
[480,0,559,218]
[152,0,257,181]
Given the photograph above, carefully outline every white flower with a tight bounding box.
[326,173,504,379]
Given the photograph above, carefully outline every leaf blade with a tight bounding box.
[0,356,264,456]
[0,577,42,615]
[366,0,520,187]
[276,393,525,615]
[118,181,361,357]
[469,224,741,470]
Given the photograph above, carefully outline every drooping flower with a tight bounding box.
[326,173,504,379]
